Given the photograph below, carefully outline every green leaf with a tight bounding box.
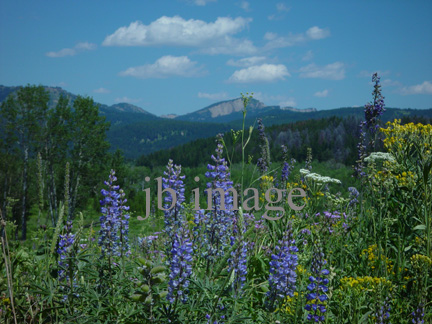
[413,224,426,231]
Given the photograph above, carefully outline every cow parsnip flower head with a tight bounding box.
[304,172,342,184]
[364,152,396,163]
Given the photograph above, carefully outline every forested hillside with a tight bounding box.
[137,114,432,169]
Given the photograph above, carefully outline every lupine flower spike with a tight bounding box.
[267,223,298,311]
[305,244,329,322]
[99,169,131,258]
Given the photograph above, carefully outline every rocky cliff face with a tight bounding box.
[208,98,265,117]
[281,107,317,113]
[177,98,266,122]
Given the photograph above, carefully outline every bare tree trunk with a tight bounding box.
[70,174,80,221]
[49,164,57,226]
[21,146,28,241]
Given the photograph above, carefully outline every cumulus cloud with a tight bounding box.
[93,87,110,94]
[314,89,329,97]
[381,79,402,87]
[198,92,229,100]
[306,26,330,40]
[276,3,290,12]
[200,38,257,55]
[114,97,141,103]
[264,26,329,50]
[119,55,205,79]
[46,42,96,58]
[299,62,345,80]
[193,0,216,5]
[358,70,390,78]
[253,92,296,107]
[239,1,250,11]
[302,50,314,61]
[102,16,255,55]
[268,2,290,20]
[279,98,296,107]
[228,64,290,83]
[226,56,266,67]
[400,81,432,95]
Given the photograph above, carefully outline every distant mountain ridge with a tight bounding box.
[1,84,431,160]
[0,85,156,115]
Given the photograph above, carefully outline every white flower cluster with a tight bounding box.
[364,152,395,163]
[300,169,341,184]
[300,169,311,176]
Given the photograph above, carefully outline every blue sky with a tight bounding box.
[1,0,431,116]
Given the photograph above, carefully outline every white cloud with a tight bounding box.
[114,97,141,103]
[252,92,295,107]
[193,0,216,5]
[102,16,255,55]
[228,64,290,83]
[264,26,329,50]
[264,32,304,49]
[198,92,229,100]
[302,50,314,61]
[276,3,290,12]
[200,38,257,55]
[381,79,402,87]
[299,62,345,80]
[268,3,290,20]
[314,89,329,97]
[119,55,205,79]
[94,87,110,94]
[227,56,266,67]
[400,81,432,95]
[279,98,296,107]
[239,1,250,11]
[306,26,330,40]
[46,42,96,58]
[358,70,390,78]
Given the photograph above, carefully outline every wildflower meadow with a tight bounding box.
[1,74,431,323]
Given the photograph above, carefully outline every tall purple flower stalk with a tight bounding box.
[281,145,295,183]
[266,224,298,310]
[374,297,391,324]
[58,221,75,283]
[162,159,186,239]
[411,303,425,324]
[355,73,385,178]
[257,118,271,174]
[195,135,234,264]
[167,225,193,304]
[364,73,385,137]
[99,169,130,258]
[227,217,248,296]
[348,187,359,207]
[305,245,329,322]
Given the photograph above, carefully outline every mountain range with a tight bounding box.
[1,85,431,160]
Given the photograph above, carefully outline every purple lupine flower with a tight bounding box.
[227,218,248,296]
[364,73,385,136]
[314,211,342,235]
[162,159,186,238]
[195,135,235,262]
[257,118,271,174]
[305,245,329,322]
[58,221,75,282]
[355,73,385,178]
[373,297,391,323]
[348,187,359,207]
[138,234,162,259]
[281,145,295,183]
[99,170,130,257]
[411,303,425,324]
[167,225,193,304]
[266,224,298,310]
